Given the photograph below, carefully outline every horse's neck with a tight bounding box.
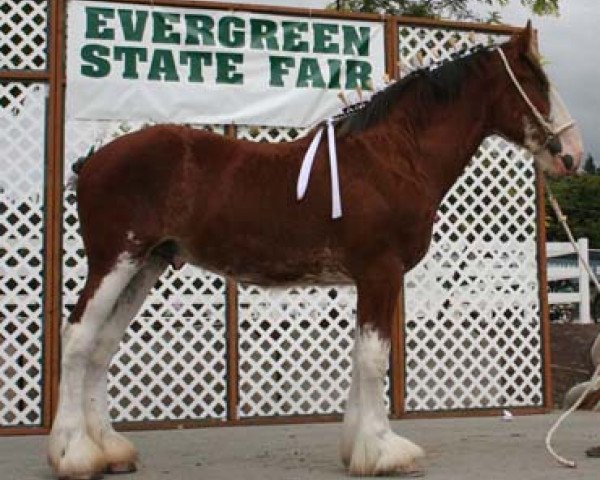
[388,73,493,201]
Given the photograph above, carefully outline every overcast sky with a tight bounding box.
[215,0,598,160]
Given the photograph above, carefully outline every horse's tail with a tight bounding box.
[66,146,95,191]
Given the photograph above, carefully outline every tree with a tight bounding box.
[546,174,600,248]
[583,154,597,175]
[329,0,560,20]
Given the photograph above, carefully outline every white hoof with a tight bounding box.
[96,431,138,474]
[48,430,107,480]
[347,430,424,476]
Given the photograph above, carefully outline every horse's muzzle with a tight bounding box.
[546,137,576,173]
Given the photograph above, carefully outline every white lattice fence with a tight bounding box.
[0,0,47,70]
[399,25,543,411]
[237,285,356,416]
[235,126,392,417]
[398,24,507,74]
[63,121,229,422]
[0,83,47,426]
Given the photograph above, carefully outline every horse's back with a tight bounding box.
[73,124,311,266]
[74,125,230,258]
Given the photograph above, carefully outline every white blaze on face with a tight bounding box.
[548,85,584,169]
[530,85,584,175]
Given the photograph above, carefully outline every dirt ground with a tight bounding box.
[2,412,600,480]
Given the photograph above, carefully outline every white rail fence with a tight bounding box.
[547,239,592,324]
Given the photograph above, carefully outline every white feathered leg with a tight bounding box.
[48,253,139,480]
[84,257,166,474]
[341,326,424,475]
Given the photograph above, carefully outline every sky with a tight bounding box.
[213,0,598,162]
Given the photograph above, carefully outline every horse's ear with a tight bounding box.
[512,20,540,58]
[529,23,542,59]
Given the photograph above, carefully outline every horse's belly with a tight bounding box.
[188,245,353,287]
[235,265,354,287]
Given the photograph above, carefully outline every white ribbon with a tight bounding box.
[296,126,323,201]
[327,118,342,218]
[296,118,342,219]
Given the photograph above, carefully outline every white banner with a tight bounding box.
[66,1,386,127]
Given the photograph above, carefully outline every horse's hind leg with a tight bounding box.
[48,253,141,480]
[84,256,167,474]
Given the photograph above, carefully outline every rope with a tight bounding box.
[544,183,600,468]
[496,48,575,137]
[546,184,600,293]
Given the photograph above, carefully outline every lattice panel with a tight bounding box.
[399,25,544,412]
[404,136,542,411]
[398,25,509,75]
[63,121,229,422]
[237,125,310,143]
[0,83,47,426]
[0,1,48,70]
[236,125,389,417]
[107,269,227,421]
[237,285,357,417]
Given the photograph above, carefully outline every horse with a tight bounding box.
[48,23,583,479]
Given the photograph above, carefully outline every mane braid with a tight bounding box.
[338,45,495,135]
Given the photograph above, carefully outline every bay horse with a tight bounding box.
[49,23,583,479]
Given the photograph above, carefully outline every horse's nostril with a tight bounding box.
[547,137,562,156]
[561,154,574,171]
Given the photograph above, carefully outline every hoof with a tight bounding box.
[346,430,425,476]
[94,430,138,475]
[397,462,425,477]
[57,472,103,480]
[48,431,107,480]
[89,429,138,476]
[106,462,137,475]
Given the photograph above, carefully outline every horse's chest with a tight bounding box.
[389,201,438,272]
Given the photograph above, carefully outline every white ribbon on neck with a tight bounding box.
[296,118,342,219]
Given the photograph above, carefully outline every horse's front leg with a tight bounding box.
[341,257,424,475]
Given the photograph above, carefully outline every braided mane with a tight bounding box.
[337,44,496,134]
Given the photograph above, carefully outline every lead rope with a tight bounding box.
[544,183,600,468]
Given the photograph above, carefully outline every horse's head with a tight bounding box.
[492,22,583,176]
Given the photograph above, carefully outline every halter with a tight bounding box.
[496,47,576,151]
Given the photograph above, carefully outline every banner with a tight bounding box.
[66,1,386,127]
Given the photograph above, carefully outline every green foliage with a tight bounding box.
[546,174,600,248]
[328,0,559,20]
[524,0,559,16]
